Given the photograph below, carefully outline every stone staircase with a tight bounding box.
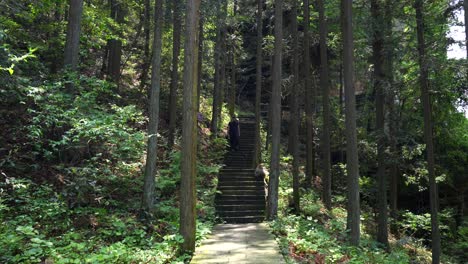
[215,117,266,223]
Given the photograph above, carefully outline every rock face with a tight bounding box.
[215,117,266,223]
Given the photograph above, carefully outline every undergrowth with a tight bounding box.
[267,157,438,264]
[0,76,227,263]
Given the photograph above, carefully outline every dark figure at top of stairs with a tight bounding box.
[228,115,240,151]
[215,116,266,223]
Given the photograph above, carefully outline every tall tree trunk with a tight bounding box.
[211,0,222,135]
[291,0,300,213]
[318,0,331,210]
[371,0,389,248]
[220,0,228,107]
[168,1,182,149]
[228,46,236,117]
[303,0,314,188]
[267,0,283,220]
[139,0,152,91]
[197,14,204,112]
[180,0,200,253]
[50,2,63,74]
[63,0,84,71]
[385,0,398,235]
[415,1,441,262]
[142,0,163,214]
[342,0,360,246]
[254,0,263,167]
[339,61,345,163]
[108,0,125,85]
[465,0,468,61]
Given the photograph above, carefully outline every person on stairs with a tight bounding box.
[228,115,240,151]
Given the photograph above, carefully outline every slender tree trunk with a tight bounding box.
[180,0,200,253]
[371,0,388,248]
[415,1,441,262]
[197,14,204,112]
[385,0,398,235]
[50,3,63,74]
[229,49,236,117]
[339,61,344,163]
[465,0,468,61]
[342,0,360,246]
[139,0,152,91]
[267,0,283,220]
[168,1,182,149]
[303,0,314,188]
[142,0,163,214]
[290,0,300,213]
[220,0,227,107]
[318,0,331,210]
[108,0,124,85]
[254,0,263,167]
[211,0,222,135]
[64,0,84,71]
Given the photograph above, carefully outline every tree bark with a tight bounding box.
[318,0,331,210]
[142,0,163,214]
[342,0,360,246]
[139,0,152,91]
[291,0,300,213]
[197,14,204,112]
[228,48,236,117]
[107,0,124,85]
[267,0,283,220]
[220,0,228,108]
[415,1,441,262]
[63,0,84,71]
[465,0,468,61]
[371,0,388,248]
[168,0,182,149]
[384,0,398,235]
[180,0,200,253]
[303,0,314,189]
[211,0,222,135]
[254,0,263,167]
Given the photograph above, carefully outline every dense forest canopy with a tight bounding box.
[0,0,467,263]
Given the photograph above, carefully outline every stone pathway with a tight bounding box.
[190,223,285,264]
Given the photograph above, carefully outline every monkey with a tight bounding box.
[255,163,269,180]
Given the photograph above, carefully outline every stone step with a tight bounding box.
[219,170,255,175]
[216,194,265,201]
[217,210,265,217]
[225,155,252,159]
[216,204,265,211]
[224,159,253,163]
[226,151,253,154]
[218,180,264,187]
[218,173,262,181]
[218,182,262,187]
[223,165,253,169]
[225,155,252,158]
[224,161,252,165]
[217,199,265,206]
[218,189,265,197]
[225,160,253,168]
[219,216,264,223]
[218,174,257,179]
[218,185,264,191]
[224,161,253,165]
[220,168,255,172]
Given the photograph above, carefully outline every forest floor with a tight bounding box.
[190,223,285,263]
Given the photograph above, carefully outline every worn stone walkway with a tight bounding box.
[190,223,285,264]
